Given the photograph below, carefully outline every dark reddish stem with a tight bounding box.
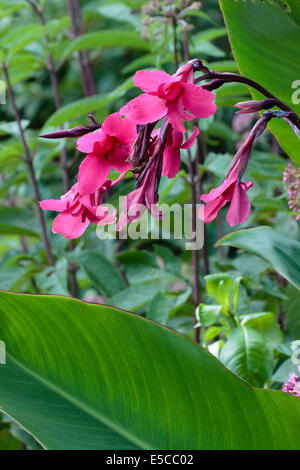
[196,67,300,129]
[26,0,78,296]
[66,0,96,97]
[2,65,55,266]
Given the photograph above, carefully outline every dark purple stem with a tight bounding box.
[2,65,55,266]
[66,0,95,97]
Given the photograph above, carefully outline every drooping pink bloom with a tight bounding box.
[120,66,217,133]
[40,177,122,239]
[200,165,253,226]
[117,152,163,231]
[76,113,137,194]
[282,366,300,398]
[152,126,199,178]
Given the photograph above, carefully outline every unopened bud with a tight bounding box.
[40,124,101,139]
[234,98,276,114]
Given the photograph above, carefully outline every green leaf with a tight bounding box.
[272,358,300,383]
[216,226,300,290]
[61,30,150,61]
[220,326,274,387]
[0,291,300,449]
[76,251,126,296]
[219,0,300,162]
[42,78,135,128]
[0,207,38,237]
[241,312,283,347]
[204,273,233,313]
[197,304,221,327]
[283,286,300,339]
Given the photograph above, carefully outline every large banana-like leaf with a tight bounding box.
[0,291,299,450]
[219,0,300,163]
[216,226,300,290]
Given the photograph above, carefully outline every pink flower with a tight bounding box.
[76,113,137,194]
[200,165,253,226]
[282,366,300,398]
[117,151,163,231]
[153,126,199,178]
[40,177,122,239]
[120,66,217,133]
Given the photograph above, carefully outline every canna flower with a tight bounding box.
[200,164,253,227]
[117,147,163,231]
[283,163,300,221]
[153,126,199,178]
[40,177,122,239]
[282,366,300,398]
[76,113,137,194]
[120,64,217,133]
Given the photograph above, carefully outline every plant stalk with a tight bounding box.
[2,65,55,266]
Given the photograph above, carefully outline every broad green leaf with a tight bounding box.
[241,312,283,347]
[42,78,135,128]
[204,273,233,313]
[108,282,161,311]
[61,30,150,61]
[219,0,300,162]
[283,286,300,339]
[197,304,221,327]
[272,358,300,383]
[36,259,70,296]
[0,207,38,237]
[0,291,300,449]
[76,251,126,296]
[216,226,300,290]
[220,326,274,387]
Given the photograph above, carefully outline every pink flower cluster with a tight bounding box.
[282,366,300,398]
[40,62,217,239]
[283,163,300,221]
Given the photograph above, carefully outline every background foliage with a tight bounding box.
[0,0,299,449]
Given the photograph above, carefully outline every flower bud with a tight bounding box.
[234,98,276,114]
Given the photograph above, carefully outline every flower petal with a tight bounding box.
[78,154,111,194]
[226,182,252,226]
[183,83,217,118]
[181,126,199,149]
[109,144,132,173]
[120,94,167,125]
[39,198,67,212]
[202,195,228,223]
[77,129,104,154]
[101,113,137,145]
[133,70,174,93]
[52,211,90,239]
[162,146,181,178]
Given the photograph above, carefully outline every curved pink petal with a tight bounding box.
[52,211,90,239]
[109,144,132,173]
[226,183,252,226]
[202,195,228,223]
[120,94,167,125]
[171,129,184,149]
[78,154,111,195]
[167,99,187,133]
[183,83,217,118]
[162,146,181,178]
[133,70,174,93]
[39,198,67,212]
[101,113,137,145]
[77,129,104,154]
[181,126,199,149]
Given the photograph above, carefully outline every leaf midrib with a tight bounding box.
[5,352,149,450]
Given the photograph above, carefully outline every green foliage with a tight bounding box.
[0,291,300,450]
[219,0,300,162]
